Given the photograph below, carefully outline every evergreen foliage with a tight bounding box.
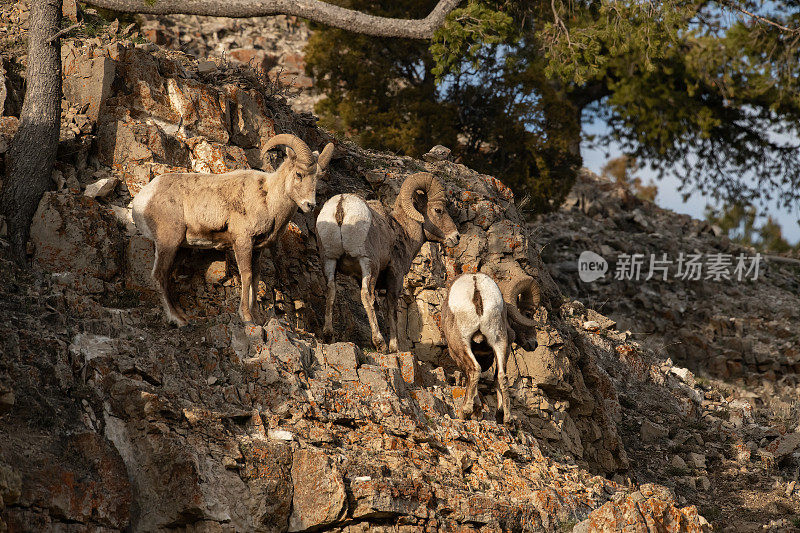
[305,0,800,213]
[601,156,658,203]
[705,203,799,252]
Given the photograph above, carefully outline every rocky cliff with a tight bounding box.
[0,6,797,533]
[534,170,800,530]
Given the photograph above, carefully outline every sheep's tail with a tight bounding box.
[471,276,486,344]
[316,195,348,258]
[334,195,345,226]
[131,184,155,240]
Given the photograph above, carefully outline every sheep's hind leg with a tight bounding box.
[454,340,482,420]
[249,248,263,323]
[488,334,511,425]
[152,244,187,326]
[464,357,482,420]
[233,239,255,324]
[386,284,400,353]
[171,249,192,324]
[322,259,337,342]
[359,258,387,352]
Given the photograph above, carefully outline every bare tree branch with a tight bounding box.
[83,0,462,39]
[48,21,82,42]
[551,0,571,48]
[718,0,800,34]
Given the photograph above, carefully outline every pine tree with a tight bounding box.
[306,0,800,213]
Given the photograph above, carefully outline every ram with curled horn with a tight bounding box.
[132,134,334,326]
[500,274,540,343]
[315,172,460,353]
[441,272,540,424]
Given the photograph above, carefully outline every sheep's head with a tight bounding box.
[398,172,460,247]
[265,135,334,213]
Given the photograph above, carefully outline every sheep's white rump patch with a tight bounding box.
[448,273,505,339]
[316,194,373,259]
[131,176,160,240]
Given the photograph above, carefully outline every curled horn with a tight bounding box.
[502,275,540,328]
[397,172,445,223]
[263,134,314,166]
[317,142,335,170]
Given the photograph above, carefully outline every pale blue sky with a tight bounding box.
[581,122,800,245]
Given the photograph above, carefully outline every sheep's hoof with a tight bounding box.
[174,306,190,324]
[471,402,483,421]
[322,328,334,343]
[461,409,480,421]
[497,410,514,426]
[372,335,388,353]
[167,313,188,327]
[239,309,255,325]
[388,340,399,353]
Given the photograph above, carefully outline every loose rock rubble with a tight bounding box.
[137,13,319,114]
[535,170,800,530]
[537,170,800,383]
[0,255,711,531]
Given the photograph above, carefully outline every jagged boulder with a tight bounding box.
[62,42,116,122]
[574,485,711,532]
[30,191,125,293]
[21,37,634,476]
[289,449,347,531]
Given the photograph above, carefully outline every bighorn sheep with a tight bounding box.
[132,134,334,326]
[316,172,460,352]
[442,273,539,423]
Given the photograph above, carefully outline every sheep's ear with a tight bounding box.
[318,143,335,170]
[315,163,328,180]
[286,147,297,162]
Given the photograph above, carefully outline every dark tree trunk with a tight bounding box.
[0,0,62,264]
[526,84,584,213]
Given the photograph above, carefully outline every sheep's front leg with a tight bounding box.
[233,238,255,324]
[322,258,337,342]
[250,248,263,322]
[358,258,387,352]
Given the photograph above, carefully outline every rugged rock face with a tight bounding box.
[30,192,125,293]
[574,484,710,532]
[537,170,800,383]
[0,21,717,532]
[137,13,319,114]
[0,256,711,531]
[27,36,635,478]
[535,171,800,529]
